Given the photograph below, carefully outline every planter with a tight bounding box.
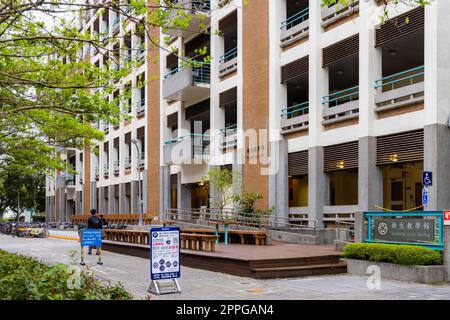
[341,258,445,284]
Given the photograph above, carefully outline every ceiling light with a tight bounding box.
[388,50,398,56]
[389,154,399,162]
[336,161,345,169]
[336,69,344,75]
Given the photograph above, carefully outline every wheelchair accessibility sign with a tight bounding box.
[423,172,433,186]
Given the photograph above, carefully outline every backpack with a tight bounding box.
[90,215,102,229]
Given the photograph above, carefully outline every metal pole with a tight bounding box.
[131,139,143,225]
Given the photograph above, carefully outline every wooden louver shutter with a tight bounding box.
[114,184,119,198]
[125,182,131,196]
[104,186,109,199]
[124,132,131,144]
[137,126,145,138]
[288,151,308,176]
[376,130,424,165]
[103,142,109,152]
[324,141,359,172]
[113,137,119,148]
[281,56,309,83]
[375,7,424,47]
[220,87,237,107]
[167,112,178,129]
[323,34,359,67]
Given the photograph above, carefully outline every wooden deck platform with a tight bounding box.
[101,240,347,279]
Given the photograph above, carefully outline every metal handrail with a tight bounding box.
[281,101,309,117]
[220,124,237,135]
[280,7,309,30]
[322,86,359,107]
[374,65,424,90]
[164,133,210,145]
[219,47,237,64]
[164,65,184,79]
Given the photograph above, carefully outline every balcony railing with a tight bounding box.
[124,156,132,170]
[281,101,309,133]
[374,66,425,112]
[280,7,309,47]
[103,123,109,134]
[62,172,76,186]
[136,98,146,117]
[220,124,237,150]
[321,0,359,28]
[103,163,109,178]
[162,0,211,38]
[95,167,99,180]
[162,63,210,102]
[219,48,238,77]
[113,160,120,175]
[163,133,210,164]
[112,15,120,32]
[138,152,145,169]
[322,86,359,125]
[79,170,83,184]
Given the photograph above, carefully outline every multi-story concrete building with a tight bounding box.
[46,0,450,230]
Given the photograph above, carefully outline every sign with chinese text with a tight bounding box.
[444,211,450,226]
[81,229,102,247]
[150,227,180,281]
[373,219,435,243]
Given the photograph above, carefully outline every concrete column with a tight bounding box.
[268,140,289,224]
[308,147,325,228]
[108,185,116,214]
[142,169,148,214]
[119,183,127,213]
[75,191,82,214]
[358,137,383,212]
[444,225,450,282]
[178,173,191,211]
[424,124,450,211]
[160,166,171,218]
[354,212,367,243]
[131,180,139,214]
[90,182,97,211]
[98,187,106,214]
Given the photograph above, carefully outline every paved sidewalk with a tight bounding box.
[1,234,450,300]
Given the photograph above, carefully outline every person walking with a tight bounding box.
[87,209,102,255]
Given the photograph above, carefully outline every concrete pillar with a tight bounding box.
[108,185,116,214]
[444,225,450,282]
[98,187,107,214]
[354,212,367,243]
[160,166,171,218]
[424,124,450,211]
[90,182,97,211]
[308,147,325,228]
[119,183,127,213]
[268,140,289,224]
[424,0,450,212]
[131,180,139,214]
[358,137,383,212]
[142,169,148,214]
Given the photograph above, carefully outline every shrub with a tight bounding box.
[342,243,443,266]
[0,250,133,300]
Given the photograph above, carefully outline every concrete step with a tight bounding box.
[250,263,347,279]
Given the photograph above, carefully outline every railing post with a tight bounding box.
[354,212,366,243]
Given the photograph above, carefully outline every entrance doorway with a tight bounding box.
[382,161,423,210]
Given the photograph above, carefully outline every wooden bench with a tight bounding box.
[180,233,217,252]
[72,214,153,226]
[181,228,267,246]
[103,229,149,245]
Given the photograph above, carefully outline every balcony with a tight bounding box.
[124,156,132,170]
[163,134,210,165]
[280,7,309,48]
[95,167,99,180]
[162,0,211,39]
[374,66,424,113]
[138,152,145,169]
[112,15,120,33]
[219,48,238,78]
[322,86,359,125]
[61,173,76,188]
[321,0,359,28]
[113,160,120,175]
[162,63,210,103]
[103,163,109,178]
[136,46,146,62]
[136,98,146,118]
[281,102,309,134]
[220,125,237,150]
[103,123,109,135]
[79,169,83,184]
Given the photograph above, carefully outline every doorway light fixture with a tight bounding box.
[336,161,345,169]
[389,154,399,162]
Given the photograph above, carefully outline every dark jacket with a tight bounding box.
[87,215,102,229]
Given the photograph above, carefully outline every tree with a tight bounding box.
[201,167,240,216]
[0,0,213,176]
[2,169,46,220]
